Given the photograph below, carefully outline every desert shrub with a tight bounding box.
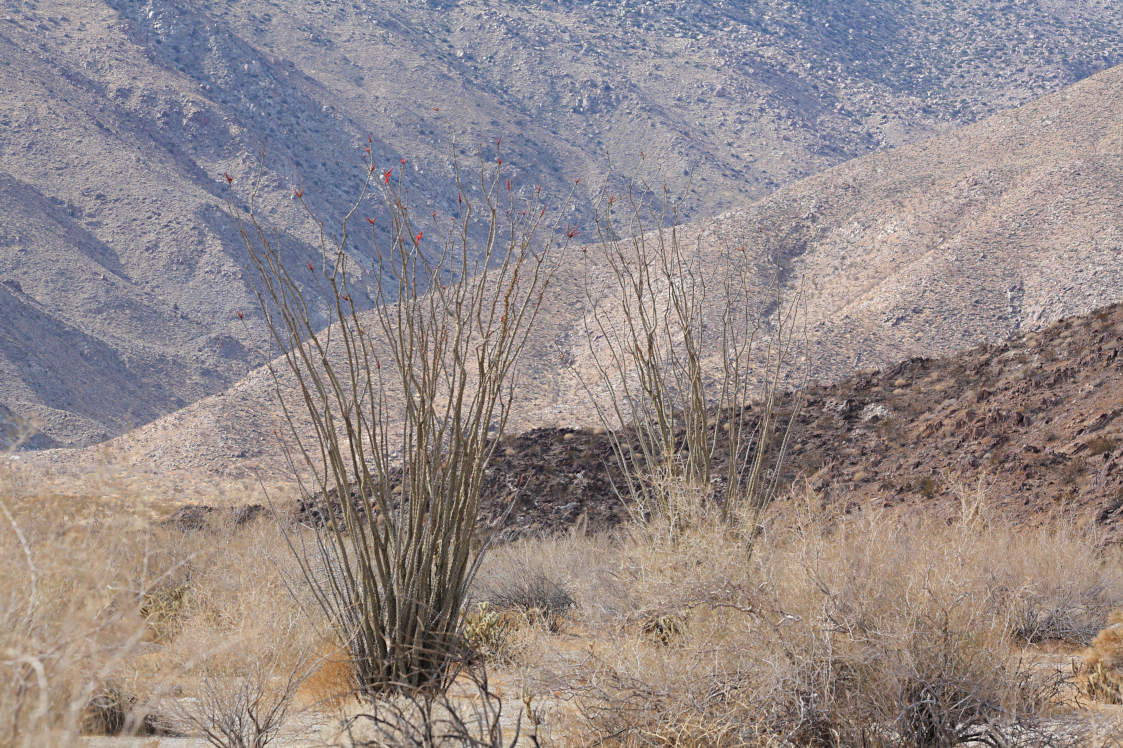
[1077,610,1123,704]
[80,682,172,737]
[139,578,192,642]
[179,657,305,748]
[338,659,538,747]
[474,543,577,635]
[551,495,1123,746]
[485,572,575,627]
[0,472,190,745]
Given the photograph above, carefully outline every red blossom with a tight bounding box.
[383,169,393,184]
[307,262,314,272]
[293,188,303,198]
[566,225,579,238]
[366,217,376,225]
[575,177,580,184]
[506,179,511,191]
[497,157,502,166]
[342,294,350,302]
[415,231,423,243]
[236,310,244,320]
[223,172,232,184]
[400,157,406,165]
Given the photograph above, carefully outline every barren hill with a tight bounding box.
[4,0,1123,446]
[324,299,1123,538]
[489,299,1123,537]
[32,61,1123,479]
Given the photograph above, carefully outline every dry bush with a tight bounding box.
[0,465,190,744]
[510,492,1123,746]
[337,658,539,748]
[473,540,577,634]
[0,445,324,746]
[1076,610,1123,704]
[138,515,321,743]
[178,656,306,748]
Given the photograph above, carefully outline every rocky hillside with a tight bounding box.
[33,60,1123,479]
[3,0,1123,446]
[162,300,1123,539]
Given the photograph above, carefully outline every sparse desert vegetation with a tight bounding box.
[3,149,1123,745]
[5,462,1123,745]
[4,3,1123,747]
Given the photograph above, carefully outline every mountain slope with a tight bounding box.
[35,62,1123,478]
[3,0,1123,445]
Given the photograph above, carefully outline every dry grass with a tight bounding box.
[474,493,1123,746]
[0,481,174,745]
[4,446,1123,746]
[1077,611,1123,705]
[0,459,320,746]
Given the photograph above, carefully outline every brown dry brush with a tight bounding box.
[228,146,566,694]
[560,498,1114,747]
[576,168,805,534]
[0,429,187,744]
[339,655,540,747]
[179,657,305,748]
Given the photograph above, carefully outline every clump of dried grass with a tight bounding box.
[474,540,577,635]
[1076,610,1123,705]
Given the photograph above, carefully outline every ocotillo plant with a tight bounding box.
[577,169,804,532]
[227,145,562,693]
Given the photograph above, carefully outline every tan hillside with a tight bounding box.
[28,61,1123,479]
[4,0,1123,446]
